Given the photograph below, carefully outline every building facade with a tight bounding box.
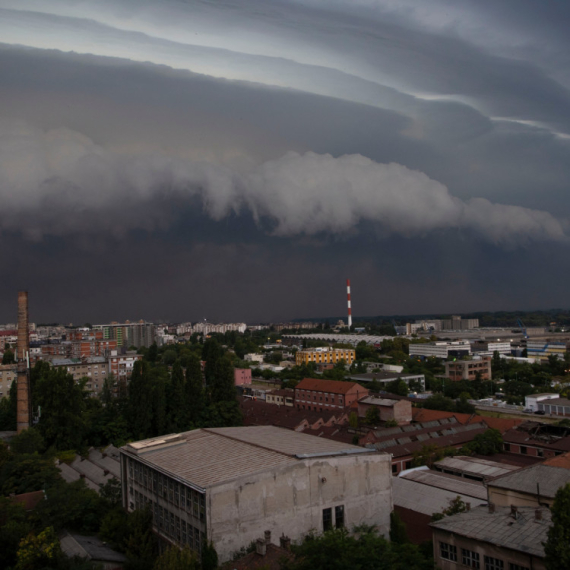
[295,348,355,366]
[409,341,471,360]
[294,378,369,411]
[120,426,392,563]
[444,357,491,381]
[0,363,17,398]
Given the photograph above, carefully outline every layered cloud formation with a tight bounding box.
[1,120,566,246]
[0,0,569,321]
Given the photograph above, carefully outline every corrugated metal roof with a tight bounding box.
[430,506,550,557]
[400,469,487,500]
[393,477,486,516]
[434,456,519,479]
[488,464,570,497]
[122,426,375,488]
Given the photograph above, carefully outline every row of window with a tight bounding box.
[128,459,205,521]
[440,542,528,570]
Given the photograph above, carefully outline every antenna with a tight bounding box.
[346,279,352,329]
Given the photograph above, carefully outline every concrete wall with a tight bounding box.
[207,453,392,563]
[432,528,545,570]
[487,486,553,509]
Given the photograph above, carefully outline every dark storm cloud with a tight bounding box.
[0,1,570,321]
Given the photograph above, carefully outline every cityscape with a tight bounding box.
[1,1,570,570]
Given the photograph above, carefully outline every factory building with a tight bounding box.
[120,426,392,563]
[409,341,471,360]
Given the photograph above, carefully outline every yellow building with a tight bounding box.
[295,348,355,366]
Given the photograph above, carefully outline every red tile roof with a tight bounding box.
[10,490,45,511]
[295,378,366,395]
[544,452,570,469]
[224,544,292,570]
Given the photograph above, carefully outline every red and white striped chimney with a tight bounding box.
[346,279,352,328]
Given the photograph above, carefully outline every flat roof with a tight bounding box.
[488,464,570,498]
[121,426,378,489]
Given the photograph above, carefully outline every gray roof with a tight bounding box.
[400,469,487,500]
[434,456,520,479]
[430,505,551,557]
[393,476,486,516]
[60,532,127,563]
[488,464,570,498]
[121,426,378,489]
[88,448,121,479]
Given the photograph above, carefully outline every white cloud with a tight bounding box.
[0,120,565,245]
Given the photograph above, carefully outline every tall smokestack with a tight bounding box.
[16,291,31,433]
[346,279,352,329]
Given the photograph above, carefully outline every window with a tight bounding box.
[520,446,528,455]
[537,448,544,457]
[335,505,345,528]
[462,549,480,569]
[323,508,332,531]
[440,542,457,562]
[392,464,398,474]
[485,556,503,570]
[504,443,511,452]
[509,565,529,570]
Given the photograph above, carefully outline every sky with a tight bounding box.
[1,0,570,324]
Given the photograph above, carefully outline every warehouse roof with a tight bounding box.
[399,469,487,500]
[430,506,550,558]
[121,426,378,489]
[434,456,520,480]
[488,464,570,498]
[295,378,365,394]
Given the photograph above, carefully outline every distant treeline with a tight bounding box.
[295,309,570,328]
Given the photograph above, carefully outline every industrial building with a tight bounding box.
[444,356,491,381]
[120,426,392,563]
[294,378,369,411]
[409,340,471,360]
[526,340,566,362]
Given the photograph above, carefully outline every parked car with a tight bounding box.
[534,410,546,415]
[523,408,534,413]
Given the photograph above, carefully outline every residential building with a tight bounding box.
[431,505,549,570]
[244,353,264,363]
[234,369,252,386]
[295,347,355,366]
[294,378,368,411]
[52,357,108,394]
[409,341,471,359]
[119,426,392,563]
[265,389,294,406]
[94,321,155,349]
[109,350,142,384]
[444,357,491,381]
[0,363,17,398]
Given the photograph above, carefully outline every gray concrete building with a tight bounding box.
[120,426,392,563]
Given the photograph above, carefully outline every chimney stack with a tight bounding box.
[16,291,31,433]
[255,538,266,556]
[264,530,271,545]
[346,279,352,329]
[280,534,291,551]
[511,505,518,519]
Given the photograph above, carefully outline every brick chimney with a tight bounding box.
[16,291,31,434]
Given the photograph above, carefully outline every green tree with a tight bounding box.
[544,483,570,570]
[153,544,200,570]
[365,407,381,425]
[463,429,503,456]
[0,498,33,569]
[431,496,469,522]
[185,355,204,427]
[2,349,15,364]
[15,526,61,570]
[33,364,89,450]
[201,541,219,570]
[124,507,158,570]
[127,360,154,440]
[9,428,45,455]
[390,511,409,544]
[168,362,186,432]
